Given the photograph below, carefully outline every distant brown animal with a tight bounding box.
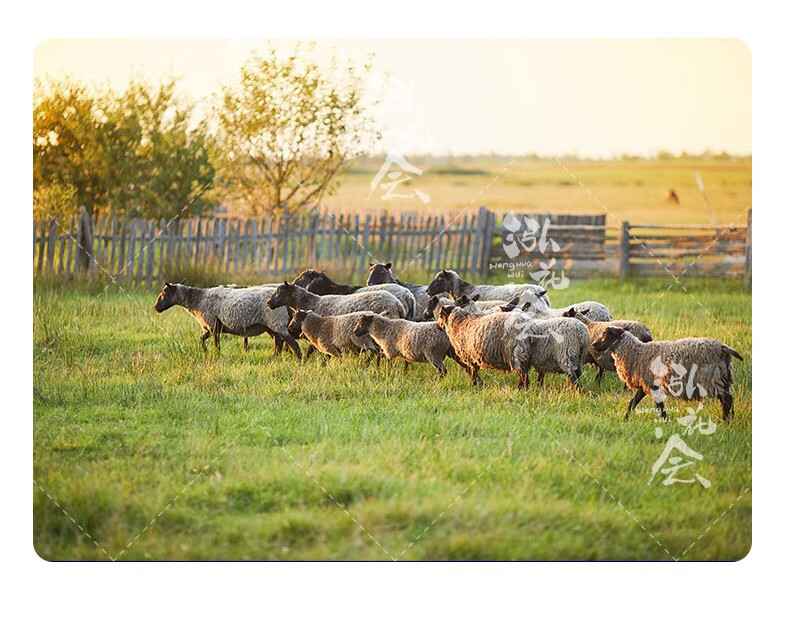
[665,189,680,204]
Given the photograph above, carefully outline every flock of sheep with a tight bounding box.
[153,262,743,421]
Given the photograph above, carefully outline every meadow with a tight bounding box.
[327,156,752,226]
[33,275,751,560]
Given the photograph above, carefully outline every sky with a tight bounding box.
[34,39,751,158]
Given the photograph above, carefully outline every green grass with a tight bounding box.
[33,276,751,560]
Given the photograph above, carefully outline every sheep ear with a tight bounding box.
[565,307,576,317]
[607,326,625,338]
[506,295,520,306]
[178,279,186,285]
[523,301,532,309]
[441,269,448,275]
[369,263,374,267]
[537,290,548,298]
[472,294,480,301]
[164,281,172,287]
[385,262,392,270]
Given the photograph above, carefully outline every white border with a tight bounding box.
[7,1,787,618]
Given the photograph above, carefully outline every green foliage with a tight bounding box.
[33,277,751,560]
[34,77,215,220]
[214,45,380,215]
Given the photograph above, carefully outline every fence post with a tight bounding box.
[619,221,630,280]
[480,209,495,279]
[76,205,95,274]
[744,208,752,286]
[470,206,487,279]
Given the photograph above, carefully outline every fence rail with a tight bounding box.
[33,206,752,286]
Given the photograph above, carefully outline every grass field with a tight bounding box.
[326,157,751,226]
[33,275,751,560]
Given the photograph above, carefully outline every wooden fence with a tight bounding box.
[33,206,752,286]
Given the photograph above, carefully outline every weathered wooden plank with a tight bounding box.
[45,219,58,274]
[744,209,752,286]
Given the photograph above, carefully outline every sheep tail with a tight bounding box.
[725,346,744,361]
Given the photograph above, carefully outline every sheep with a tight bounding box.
[423,294,454,321]
[366,262,432,319]
[287,310,379,362]
[562,306,653,387]
[153,282,301,358]
[436,304,531,389]
[267,281,406,319]
[426,269,550,310]
[512,293,612,322]
[499,309,589,387]
[589,326,743,421]
[423,294,515,321]
[352,313,461,375]
[292,269,417,320]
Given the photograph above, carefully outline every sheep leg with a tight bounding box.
[432,360,447,376]
[243,337,249,352]
[537,372,545,387]
[625,388,647,420]
[517,372,530,391]
[595,365,604,388]
[322,354,331,366]
[448,347,470,372]
[304,345,316,360]
[282,334,302,360]
[403,361,411,374]
[720,393,734,422]
[655,400,668,421]
[200,329,210,352]
[212,321,222,351]
[273,336,283,356]
[470,366,482,387]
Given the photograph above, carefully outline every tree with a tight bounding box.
[34,77,216,220]
[214,46,380,215]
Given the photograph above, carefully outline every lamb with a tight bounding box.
[267,281,406,319]
[292,269,417,320]
[562,306,653,387]
[499,309,589,387]
[366,262,432,319]
[436,304,531,389]
[426,269,550,310]
[287,310,379,361]
[590,326,743,421]
[153,282,301,358]
[352,314,460,375]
